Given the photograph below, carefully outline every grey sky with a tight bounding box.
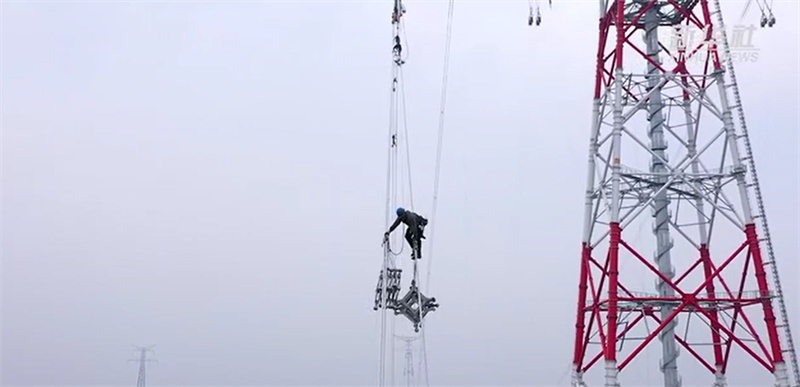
[1,1,798,386]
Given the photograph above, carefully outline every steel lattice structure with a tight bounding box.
[131,346,156,387]
[569,0,798,386]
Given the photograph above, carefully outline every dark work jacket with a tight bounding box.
[388,211,426,233]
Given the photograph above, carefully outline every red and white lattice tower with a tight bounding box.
[570,0,799,386]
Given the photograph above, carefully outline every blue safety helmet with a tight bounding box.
[396,207,406,216]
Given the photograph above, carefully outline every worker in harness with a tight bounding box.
[384,207,428,259]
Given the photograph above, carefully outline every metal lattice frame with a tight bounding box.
[374,267,439,333]
[393,280,439,333]
[570,0,798,386]
[131,346,156,387]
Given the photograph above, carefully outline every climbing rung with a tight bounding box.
[762,260,774,266]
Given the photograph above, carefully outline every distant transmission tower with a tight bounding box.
[129,345,156,387]
[397,335,418,387]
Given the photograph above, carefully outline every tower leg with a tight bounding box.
[572,244,591,387]
[713,66,790,387]
[709,0,799,382]
[572,60,604,380]
[604,223,621,387]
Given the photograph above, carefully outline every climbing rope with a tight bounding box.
[400,66,415,211]
[425,0,455,293]
[416,1,456,386]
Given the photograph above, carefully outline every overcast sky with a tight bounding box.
[1,1,798,386]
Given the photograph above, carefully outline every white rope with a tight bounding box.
[399,66,415,211]
[416,2,456,386]
[424,0,455,293]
